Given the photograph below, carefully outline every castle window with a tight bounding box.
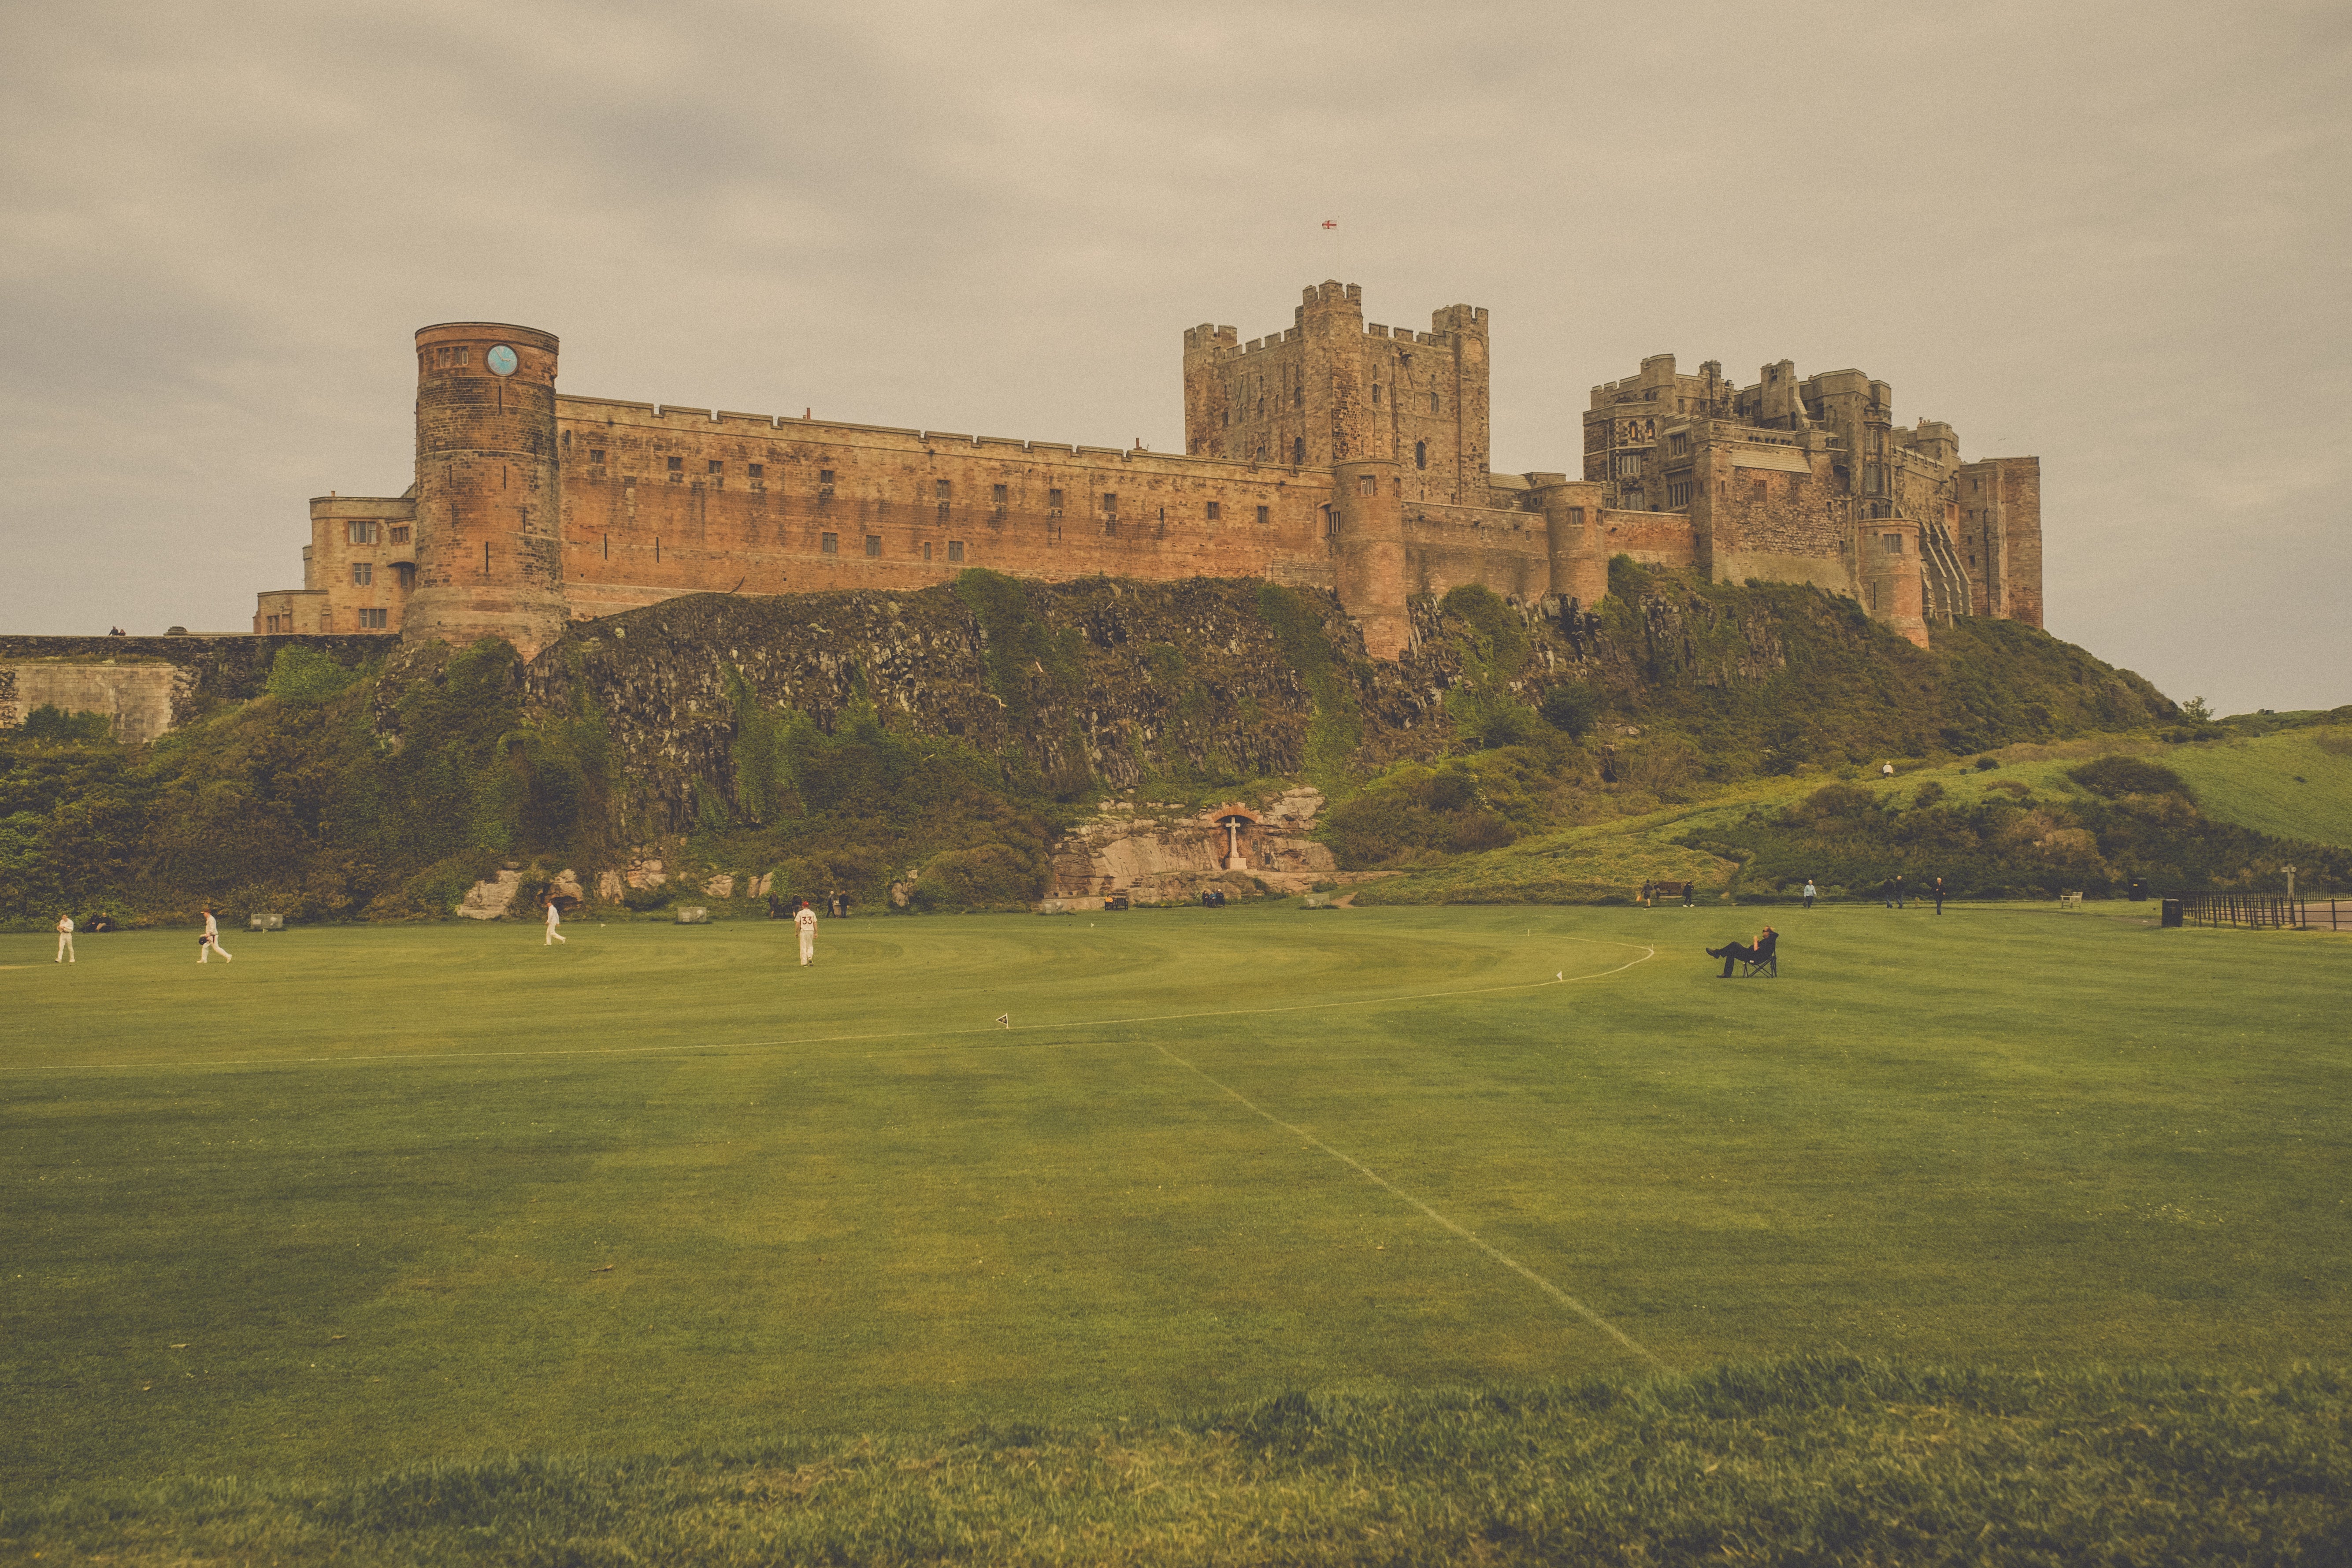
[1205,501,1221,521]
[359,608,387,629]
[1666,482,1692,509]
[1292,386,1302,408]
[1566,506,1584,526]
[561,430,571,449]
[936,480,951,501]
[865,534,881,557]
[352,562,373,586]
[1883,533,1903,553]
[1105,515,1118,536]
[821,532,838,554]
[948,540,965,562]
[1415,440,1427,471]
[923,542,932,562]
[1372,383,1382,405]
[1102,492,1117,514]
[818,468,835,486]
[345,520,380,545]
[1669,432,1689,458]
[264,615,279,634]
[668,456,684,482]
[1358,474,1376,496]
[589,450,605,464]
[1319,504,1333,538]
[1047,488,1063,510]
[1256,504,1270,526]
[709,460,723,475]
[1429,392,1440,415]
[455,348,469,366]
[992,483,1008,506]
[1292,437,1305,465]
[1752,478,1767,502]
[748,463,763,479]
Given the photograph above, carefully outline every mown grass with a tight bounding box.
[7,1357,2347,1564]
[5,905,2349,1558]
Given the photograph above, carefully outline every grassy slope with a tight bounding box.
[1359,727,2352,905]
[2164,725,2352,847]
[6,907,2349,1495]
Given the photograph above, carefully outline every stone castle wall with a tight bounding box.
[251,285,2047,660]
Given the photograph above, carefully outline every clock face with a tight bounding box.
[486,345,519,377]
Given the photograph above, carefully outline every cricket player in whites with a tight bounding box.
[795,898,819,966]
[56,912,74,964]
[544,896,566,945]
[199,907,233,963]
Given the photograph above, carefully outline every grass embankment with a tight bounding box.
[1356,727,2352,906]
[10,1360,2347,1564]
[6,904,2348,1506]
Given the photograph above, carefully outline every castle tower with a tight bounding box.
[1531,476,1609,608]
[1181,285,1489,503]
[1332,456,1409,659]
[402,323,568,658]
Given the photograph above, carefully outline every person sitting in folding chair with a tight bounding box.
[1705,926,1777,978]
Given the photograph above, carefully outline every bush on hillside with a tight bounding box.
[2068,755,2190,799]
[1539,683,1600,738]
[16,705,113,743]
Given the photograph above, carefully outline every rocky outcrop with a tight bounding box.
[1042,786,1395,904]
[457,869,521,919]
[463,574,2171,868]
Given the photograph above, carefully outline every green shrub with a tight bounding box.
[16,704,113,743]
[265,645,364,706]
[2068,755,2190,799]
[1539,683,1600,738]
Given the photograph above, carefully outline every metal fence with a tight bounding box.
[2168,894,2348,930]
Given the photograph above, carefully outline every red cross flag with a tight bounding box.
[1321,219,1338,230]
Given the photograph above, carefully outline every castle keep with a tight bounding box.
[255,283,2042,659]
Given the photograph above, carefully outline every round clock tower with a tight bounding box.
[402,322,568,658]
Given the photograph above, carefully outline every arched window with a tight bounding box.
[1293,437,1305,465]
[1415,440,1427,471]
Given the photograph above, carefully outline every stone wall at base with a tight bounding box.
[0,635,383,740]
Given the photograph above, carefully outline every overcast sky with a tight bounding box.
[3,0,2345,714]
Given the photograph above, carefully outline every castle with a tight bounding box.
[255,282,2041,660]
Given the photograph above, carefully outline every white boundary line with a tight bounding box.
[0,941,1657,1077]
[1148,1038,1661,1365]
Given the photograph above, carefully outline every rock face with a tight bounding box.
[1046,786,1342,903]
[457,870,522,919]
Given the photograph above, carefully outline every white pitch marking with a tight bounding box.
[1149,1038,1662,1366]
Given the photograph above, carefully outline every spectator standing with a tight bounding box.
[1933,876,1946,914]
[1802,879,1816,910]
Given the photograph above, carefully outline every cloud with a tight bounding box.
[1,0,2345,709]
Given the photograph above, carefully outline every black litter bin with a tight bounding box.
[2160,897,2183,928]
[2128,876,2148,902]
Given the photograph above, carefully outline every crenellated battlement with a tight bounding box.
[264,287,2045,660]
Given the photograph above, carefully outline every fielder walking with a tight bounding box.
[544,897,567,945]
[199,907,233,964]
[795,898,819,966]
[56,913,74,964]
